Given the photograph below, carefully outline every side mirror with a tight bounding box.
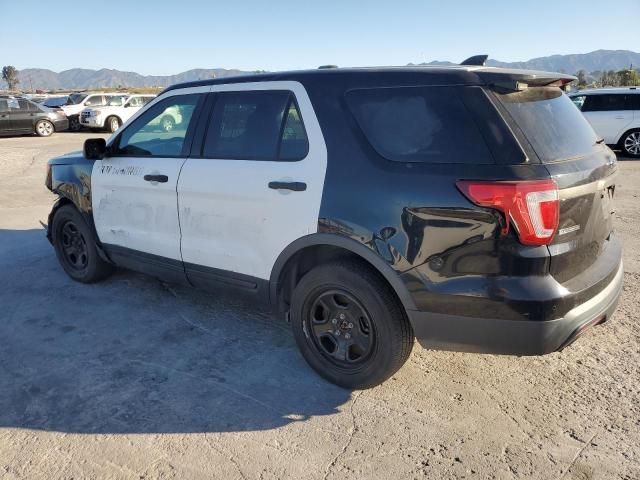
[84,138,107,160]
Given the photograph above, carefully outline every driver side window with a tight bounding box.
[113,94,202,157]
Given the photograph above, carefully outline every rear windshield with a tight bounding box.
[496,87,598,163]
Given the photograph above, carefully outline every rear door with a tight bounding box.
[496,87,618,283]
[92,89,206,277]
[8,99,35,133]
[177,81,327,285]
[0,99,12,133]
[581,94,633,144]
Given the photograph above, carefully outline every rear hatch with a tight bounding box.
[494,86,619,284]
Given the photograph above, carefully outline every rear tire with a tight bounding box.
[35,119,54,137]
[620,129,640,158]
[290,260,414,389]
[51,205,113,283]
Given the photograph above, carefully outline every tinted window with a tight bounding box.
[279,100,309,160]
[497,87,598,163]
[203,91,308,161]
[114,94,201,157]
[582,94,630,112]
[17,99,32,111]
[346,86,493,164]
[68,93,86,105]
[0,99,8,113]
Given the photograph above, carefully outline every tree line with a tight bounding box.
[575,67,640,88]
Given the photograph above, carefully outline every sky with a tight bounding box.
[0,0,638,75]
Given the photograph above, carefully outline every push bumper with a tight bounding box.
[407,262,623,355]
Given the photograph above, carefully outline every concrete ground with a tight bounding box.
[0,132,638,480]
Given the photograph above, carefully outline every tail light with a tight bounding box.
[456,179,559,246]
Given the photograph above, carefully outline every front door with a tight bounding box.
[0,99,13,133]
[177,82,327,287]
[91,90,205,279]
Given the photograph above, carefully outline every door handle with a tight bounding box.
[144,174,168,183]
[268,181,307,192]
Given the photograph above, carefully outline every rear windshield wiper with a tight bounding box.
[595,138,605,145]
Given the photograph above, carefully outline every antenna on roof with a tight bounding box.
[460,55,489,66]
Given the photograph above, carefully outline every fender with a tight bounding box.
[45,154,110,263]
[269,232,418,313]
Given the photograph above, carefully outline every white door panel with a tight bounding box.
[92,157,185,259]
[178,81,327,280]
[584,111,633,144]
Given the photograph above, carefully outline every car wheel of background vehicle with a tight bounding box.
[106,116,121,133]
[160,115,175,132]
[620,129,640,158]
[290,260,414,389]
[35,119,54,137]
[68,116,81,132]
[52,205,114,283]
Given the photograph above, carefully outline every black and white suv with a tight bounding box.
[569,87,640,158]
[45,64,623,388]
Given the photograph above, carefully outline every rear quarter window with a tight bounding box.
[345,86,494,164]
[497,88,598,163]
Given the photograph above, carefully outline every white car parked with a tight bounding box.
[80,94,156,133]
[61,93,124,131]
[569,87,640,157]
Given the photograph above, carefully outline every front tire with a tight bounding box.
[620,129,640,158]
[290,260,414,389]
[106,116,120,133]
[35,119,54,137]
[51,205,113,283]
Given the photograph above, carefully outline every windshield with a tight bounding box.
[67,93,88,105]
[496,87,599,162]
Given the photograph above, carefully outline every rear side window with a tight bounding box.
[346,86,493,164]
[582,94,631,112]
[0,99,8,113]
[203,90,308,161]
[497,88,598,163]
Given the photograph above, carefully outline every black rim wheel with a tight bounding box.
[60,221,89,271]
[304,288,376,368]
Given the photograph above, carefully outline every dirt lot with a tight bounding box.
[0,132,638,480]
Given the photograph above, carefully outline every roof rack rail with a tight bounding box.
[318,65,338,69]
[460,55,488,66]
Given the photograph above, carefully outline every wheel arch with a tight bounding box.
[269,233,417,317]
[618,127,640,147]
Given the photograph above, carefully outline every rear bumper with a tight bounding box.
[407,261,623,355]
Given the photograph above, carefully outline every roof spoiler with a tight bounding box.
[461,55,488,66]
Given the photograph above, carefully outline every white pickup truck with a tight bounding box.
[80,94,156,133]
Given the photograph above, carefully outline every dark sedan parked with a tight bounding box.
[0,96,68,137]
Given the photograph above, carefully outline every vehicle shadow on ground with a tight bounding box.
[0,229,351,434]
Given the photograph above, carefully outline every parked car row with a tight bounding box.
[569,87,640,158]
[0,95,69,137]
[0,92,167,137]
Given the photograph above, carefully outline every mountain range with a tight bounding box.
[8,50,640,91]
[421,49,640,73]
